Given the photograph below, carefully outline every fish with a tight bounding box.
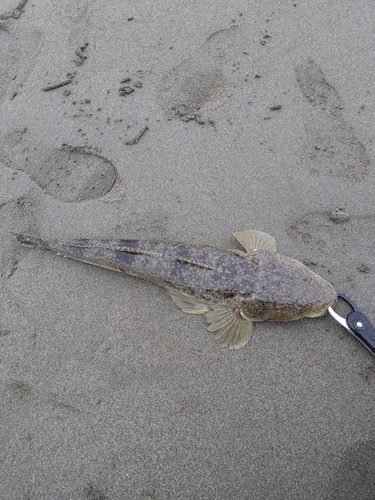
[12,230,337,350]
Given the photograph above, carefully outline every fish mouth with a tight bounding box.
[305,308,330,318]
[305,294,338,318]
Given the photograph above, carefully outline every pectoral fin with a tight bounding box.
[203,306,254,350]
[232,230,277,253]
[166,288,211,314]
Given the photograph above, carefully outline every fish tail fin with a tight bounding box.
[10,232,45,248]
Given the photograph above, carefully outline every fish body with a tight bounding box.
[13,230,337,349]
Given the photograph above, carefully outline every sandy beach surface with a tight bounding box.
[1,1,375,498]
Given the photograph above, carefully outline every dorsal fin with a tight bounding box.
[232,230,277,253]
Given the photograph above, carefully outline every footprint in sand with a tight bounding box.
[0,5,122,203]
[295,58,370,182]
[158,56,228,120]
[0,129,120,202]
[0,1,29,21]
[157,28,241,120]
[0,7,43,101]
[33,146,119,202]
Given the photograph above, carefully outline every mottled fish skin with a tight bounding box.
[12,230,337,350]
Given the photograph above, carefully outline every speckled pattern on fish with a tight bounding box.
[13,230,337,350]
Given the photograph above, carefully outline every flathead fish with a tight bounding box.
[13,230,337,349]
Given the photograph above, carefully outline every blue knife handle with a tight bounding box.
[346,310,375,356]
[337,293,375,356]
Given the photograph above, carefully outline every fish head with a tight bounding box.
[240,252,337,322]
[283,256,338,320]
[299,276,337,319]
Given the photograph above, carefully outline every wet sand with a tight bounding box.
[1,1,375,498]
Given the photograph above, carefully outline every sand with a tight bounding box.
[1,1,375,498]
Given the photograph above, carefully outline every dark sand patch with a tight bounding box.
[327,440,375,500]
